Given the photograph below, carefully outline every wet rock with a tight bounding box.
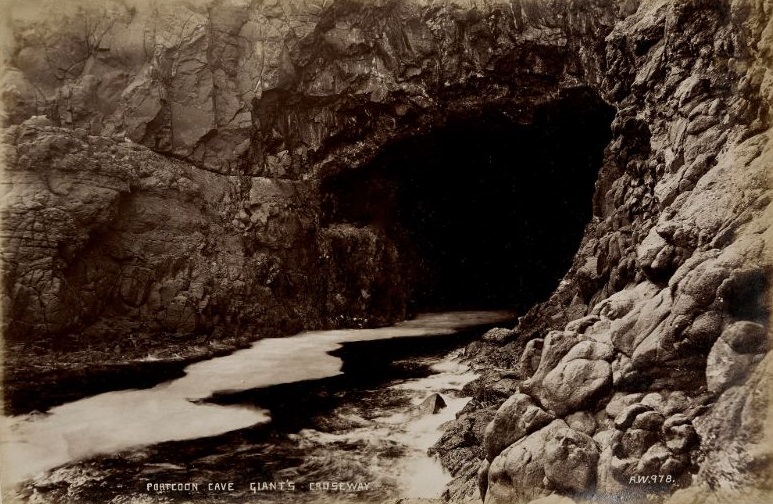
[482,327,517,344]
[431,408,495,474]
[419,393,447,415]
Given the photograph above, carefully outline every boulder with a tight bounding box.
[482,327,517,344]
[516,338,544,378]
[719,321,769,354]
[486,424,557,504]
[543,425,600,493]
[419,393,447,415]
[565,411,598,436]
[662,414,698,453]
[539,359,613,416]
[486,421,599,503]
[614,403,654,430]
[706,338,759,394]
[483,393,554,461]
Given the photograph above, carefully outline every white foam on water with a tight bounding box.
[1,310,510,490]
[292,351,480,499]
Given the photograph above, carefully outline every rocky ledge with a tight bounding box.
[2,0,773,503]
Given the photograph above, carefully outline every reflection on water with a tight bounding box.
[1,311,511,499]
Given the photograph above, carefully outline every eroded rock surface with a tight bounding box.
[2,0,772,502]
[437,0,773,502]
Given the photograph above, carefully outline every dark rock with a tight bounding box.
[419,393,447,415]
[481,327,517,344]
[631,410,665,431]
[662,415,698,453]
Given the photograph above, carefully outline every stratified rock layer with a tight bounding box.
[2,0,772,503]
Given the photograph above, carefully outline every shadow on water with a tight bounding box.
[13,319,509,504]
[206,327,487,412]
[5,360,191,417]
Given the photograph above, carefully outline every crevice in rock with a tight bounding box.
[320,88,615,314]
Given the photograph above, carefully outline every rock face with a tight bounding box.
[2,0,616,345]
[1,123,408,342]
[2,0,773,502]
[433,0,773,502]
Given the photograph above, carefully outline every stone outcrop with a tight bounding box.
[3,122,290,340]
[2,0,616,347]
[2,0,772,503]
[419,392,448,415]
[434,0,773,501]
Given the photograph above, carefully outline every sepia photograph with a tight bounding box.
[0,0,772,503]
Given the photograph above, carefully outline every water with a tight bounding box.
[1,311,512,502]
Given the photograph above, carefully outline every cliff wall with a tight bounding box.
[2,0,618,342]
[2,0,772,502]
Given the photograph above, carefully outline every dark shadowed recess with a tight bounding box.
[321,88,615,314]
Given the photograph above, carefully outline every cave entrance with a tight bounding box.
[321,89,615,314]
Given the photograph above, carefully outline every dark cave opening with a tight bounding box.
[321,89,615,314]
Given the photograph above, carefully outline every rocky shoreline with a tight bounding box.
[3,330,258,416]
[2,0,773,503]
[7,322,494,504]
